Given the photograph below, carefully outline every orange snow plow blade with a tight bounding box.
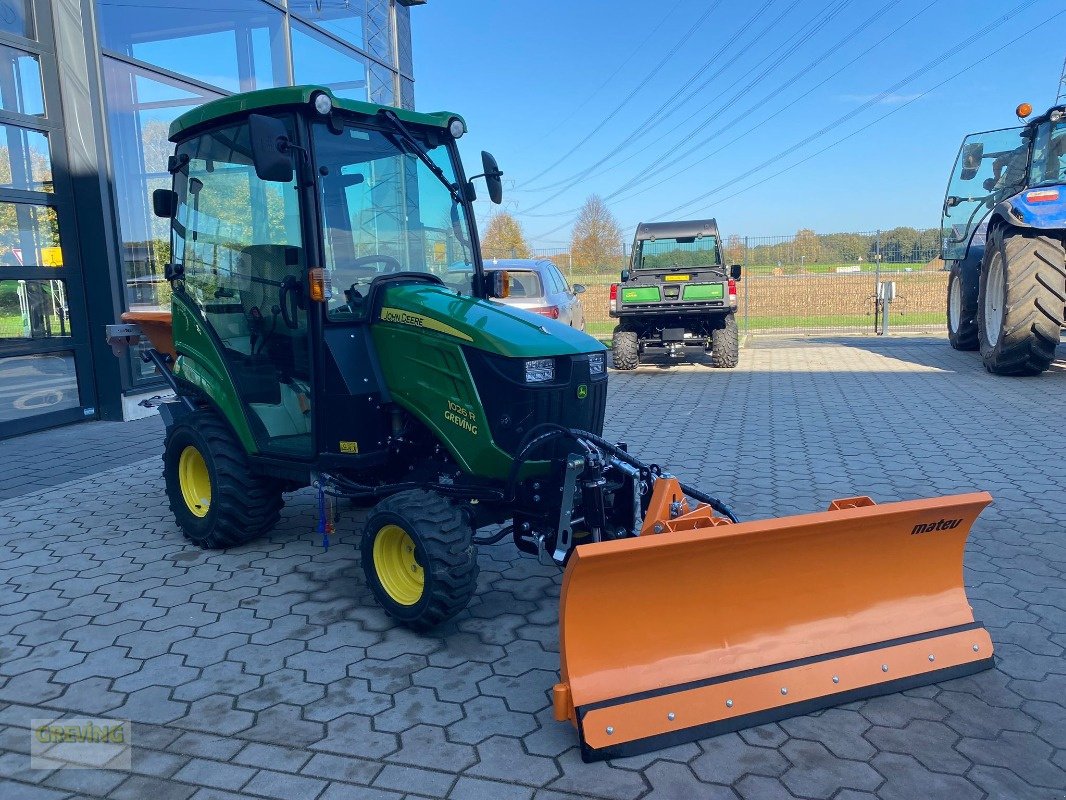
[554,485,994,762]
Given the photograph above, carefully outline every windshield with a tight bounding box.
[1029,119,1066,187]
[637,236,720,270]
[312,122,476,319]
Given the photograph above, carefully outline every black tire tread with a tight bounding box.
[363,489,478,631]
[978,227,1065,376]
[947,260,979,351]
[164,410,283,548]
[611,327,639,370]
[710,313,740,368]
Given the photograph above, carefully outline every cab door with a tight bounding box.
[172,117,313,458]
[942,126,1029,261]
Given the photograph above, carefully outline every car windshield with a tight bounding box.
[638,236,720,269]
[491,269,542,298]
[313,121,476,319]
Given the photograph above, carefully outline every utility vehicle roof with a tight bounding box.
[169,85,464,141]
[633,219,719,242]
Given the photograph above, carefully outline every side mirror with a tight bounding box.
[960,142,984,181]
[480,151,503,204]
[152,188,177,218]
[249,113,294,183]
[572,283,586,294]
[620,269,630,281]
[488,270,510,299]
[729,264,742,281]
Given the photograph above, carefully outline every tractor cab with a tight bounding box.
[150,87,506,467]
[941,103,1066,263]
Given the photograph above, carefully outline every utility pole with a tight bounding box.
[1058,54,1066,104]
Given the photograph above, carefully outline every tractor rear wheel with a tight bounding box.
[710,313,740,368]
[361,489,477,631]
[978,226,1065,375]
[612,328,639,370]
[947,260,979,351]
[163,409,284,548]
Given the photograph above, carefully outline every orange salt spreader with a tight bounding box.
[552,476,994,762]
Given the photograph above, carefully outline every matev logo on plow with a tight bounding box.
[911,518,963,535]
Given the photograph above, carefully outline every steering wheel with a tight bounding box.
[349,254,403,275]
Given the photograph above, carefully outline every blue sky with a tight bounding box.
[411,0,1066,246]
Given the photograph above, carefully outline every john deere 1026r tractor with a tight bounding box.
[111,87,996,761]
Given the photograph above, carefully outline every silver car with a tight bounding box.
[484,258,586,331]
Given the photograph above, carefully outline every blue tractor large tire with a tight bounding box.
[977,226,1065,375]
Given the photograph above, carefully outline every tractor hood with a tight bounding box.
[376,282,605,358]
[998,185,1066,229]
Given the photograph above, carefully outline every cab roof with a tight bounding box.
[169,85,464,141]
[633,219,719,242]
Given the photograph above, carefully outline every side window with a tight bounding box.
[172,118,313,455]
[942,126,1028,261]
[552,265,570,293]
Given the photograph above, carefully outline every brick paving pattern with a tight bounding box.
[0,336,1064,799]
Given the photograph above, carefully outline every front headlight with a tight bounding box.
[588,352,605,375]
[524,358,555,383]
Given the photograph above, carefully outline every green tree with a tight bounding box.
[481,212,530,259]
[570,195,621,271]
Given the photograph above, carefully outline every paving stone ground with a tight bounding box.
[0,335,1064,799]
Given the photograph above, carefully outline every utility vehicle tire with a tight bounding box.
[163,409,283,548]
[361,489,477,631]
[612,328,639,370]
[947,260,979,351]
[710,313,740,368]
[977,226,1065,375]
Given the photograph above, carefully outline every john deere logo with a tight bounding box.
[576,385,588,400]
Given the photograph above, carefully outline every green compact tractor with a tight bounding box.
[109,86,736,630]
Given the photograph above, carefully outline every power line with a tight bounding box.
[639,0,1045,224]
[517,1,722,189]
[652,4,1066,225]
[537,0,687,141]
[519,0,852,215]
[521,0,790,195]
[594,0,924,209]
[529,0,1035,243]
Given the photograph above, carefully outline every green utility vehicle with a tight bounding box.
[609,219,742,369]
[106,86,703,631]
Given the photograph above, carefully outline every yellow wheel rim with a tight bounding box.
[372,524,424,606]
[178,445,212,518]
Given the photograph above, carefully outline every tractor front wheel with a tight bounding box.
[163,409,284,548]
[361,489,478,631]
[978,226,1065,375]
[947,260,979,351]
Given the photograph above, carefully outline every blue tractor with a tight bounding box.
[942,102,1065,375]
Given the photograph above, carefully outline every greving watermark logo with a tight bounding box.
[30,718,132,770]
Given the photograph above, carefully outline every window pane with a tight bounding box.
[364,0,393,63]
[0,44,44,116]
[292,0,363,45]
[0,203,61,268]
[291,20,368,102]
[400,77,414,111]
[102,58,222,318]
[368,62,394,107]
[0,279,72,339]
[0,1,33,40]
[0,352,80,423]
[94,0,287,92]
[0,125,52,192]
[395,4,413,75]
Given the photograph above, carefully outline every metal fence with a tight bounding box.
[523,228,948,338]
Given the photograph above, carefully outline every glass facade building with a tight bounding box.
[0,0,421,439]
